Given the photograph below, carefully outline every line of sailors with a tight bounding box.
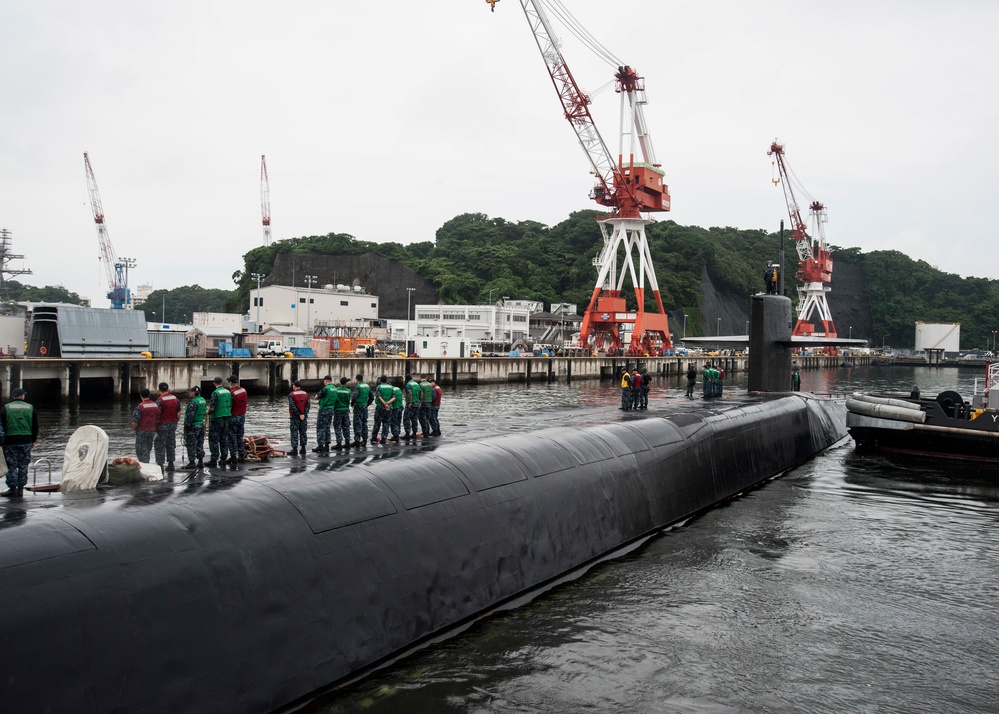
[288,373,443,455]
[131,375,248,471]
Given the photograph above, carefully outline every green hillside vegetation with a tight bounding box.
[839,248,999,351]
[208,211,999,351]
[3,280,85,307]
[135,285,232,323]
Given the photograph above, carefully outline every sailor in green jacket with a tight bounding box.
[350,374,373,447]
[314,376,336,454]
[390,383,404,442]
[1,388,39,498]
[371,375,396,444]
[418,374,434,438]
[207,376,233,467]
[182,386,207,469]
[332,377,352,450]
[403,373,421,440]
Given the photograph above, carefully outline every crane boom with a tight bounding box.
[84,152,131,309]
[261,154,272,246]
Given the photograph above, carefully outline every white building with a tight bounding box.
[193,312,244,333]
[249,284,380,333]
[401,303,531,343]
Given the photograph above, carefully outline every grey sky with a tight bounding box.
[2,0,997,308]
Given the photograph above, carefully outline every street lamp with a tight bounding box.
[882,333,890,351]
[992,330,997,352]
[304,275,318,335]
[849,325,853,339]
[251,272,264,331]
[745,320,749,335]
[682,314,688,339]
[488,288,497,304]
[406,287,416,351]
[717,317,721,336]
[117,257,137,308]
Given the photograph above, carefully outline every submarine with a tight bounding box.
[0,294,847,713]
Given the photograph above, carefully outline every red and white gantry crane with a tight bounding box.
[261,155,272,246]
[495,0,673,355]
[767,140,837,338]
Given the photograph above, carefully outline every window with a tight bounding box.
[513,315,527,322]
[299,298,306,304]
[468,314,480,321]
[340,300,349,306]
[371,303,376,308]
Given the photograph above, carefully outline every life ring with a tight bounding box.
[38,346,47,356]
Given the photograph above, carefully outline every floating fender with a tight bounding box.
[846,398,926,424]
[850,393,924,412]
[0,395,846,713]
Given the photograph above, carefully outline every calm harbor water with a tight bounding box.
[24,365,999,713]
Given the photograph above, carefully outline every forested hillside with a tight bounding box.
[220,211,998,351]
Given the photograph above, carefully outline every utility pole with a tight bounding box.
[406,287,416,352]
[304,275,317,335]
[251,272,264,331]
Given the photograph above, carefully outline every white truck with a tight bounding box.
[256,339,286,357]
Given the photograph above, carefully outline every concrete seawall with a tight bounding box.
[1,355,755,403]
[0,394,845,712]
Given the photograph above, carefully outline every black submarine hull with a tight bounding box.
[0,395,845,712]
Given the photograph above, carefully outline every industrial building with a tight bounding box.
[248,284,379,333]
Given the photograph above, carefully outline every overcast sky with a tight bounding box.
[2,0,997,308]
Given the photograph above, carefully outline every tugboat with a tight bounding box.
[847,363,999,462]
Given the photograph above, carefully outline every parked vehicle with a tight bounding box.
[256,340,286,357]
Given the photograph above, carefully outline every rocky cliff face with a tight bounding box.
[266,252,439,320]
[826,258,873,339]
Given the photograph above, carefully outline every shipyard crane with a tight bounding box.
[493,0,672,355]
[767,140,837,338]
[84,152,133,309]
[261,154,272,246]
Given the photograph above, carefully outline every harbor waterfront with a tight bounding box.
[8,365,996,713]
[3,353,880,404]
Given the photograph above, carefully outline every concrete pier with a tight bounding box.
[0,349,872,403]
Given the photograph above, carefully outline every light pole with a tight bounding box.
[304,275,317,335]
[745,320,749,335]
[849,325,853,339]
[251,272,264,331]
[488,288,497,304]
[682,314,688,339]
[117,257,136,308]
[882,333,890,351]
[406,287,416,352]
[992,330,997,352]
[717,317,721,336]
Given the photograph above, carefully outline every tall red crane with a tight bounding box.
[767,140,837,338]
[496,0,672,355]
[260,154,272,246]
[84,152,133,309]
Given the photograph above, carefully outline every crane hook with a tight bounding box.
[486,0,499,10]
